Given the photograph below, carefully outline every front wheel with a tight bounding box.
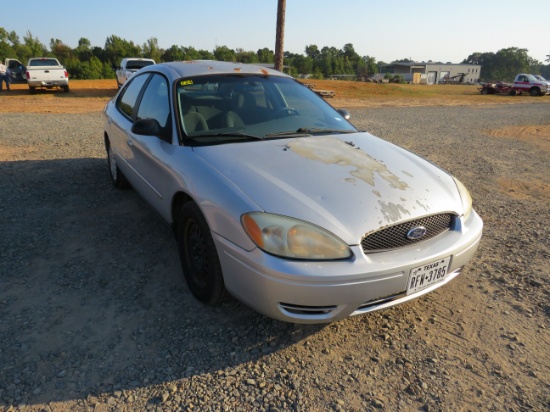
[529,88,540,97]
[176,202,227,304]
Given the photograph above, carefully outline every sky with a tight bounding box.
[3,0,550,64]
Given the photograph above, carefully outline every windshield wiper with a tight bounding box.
[194,132,264,140]
[265,128,356,138]
[296,128,356,134]
[264,130,312,138]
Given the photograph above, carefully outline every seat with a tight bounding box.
[225,111,245,128]
[233,91,265,124]
[183,112,208,133]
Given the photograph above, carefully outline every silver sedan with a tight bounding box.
[103,61,483,323]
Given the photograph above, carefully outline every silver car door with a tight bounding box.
[125,73,173,214]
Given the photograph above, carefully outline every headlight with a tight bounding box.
[241,212,352,260]
[453,177,473,221]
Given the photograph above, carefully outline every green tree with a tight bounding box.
[362,56,378,76]
[464,48,532,81]
[305,44,320,62]
[0,28,17,59]
[285,52,313,76]
[142,37,162,62]
[161,45,184,62]
[104,35,141,66]
[22,31,48,58]
[257,48,274,63]
[493,47,530,80]
[213,45,236,62]
[50,38,73,64]
[236,49,258,63]
[75,37,93,62]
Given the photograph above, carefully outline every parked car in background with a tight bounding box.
[114,57,155,88]
[103,60,483,324]
[4,58,26,83]
[512,73,550,96]
[26,57,69,93]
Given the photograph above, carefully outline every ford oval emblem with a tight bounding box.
[407,226,427,240]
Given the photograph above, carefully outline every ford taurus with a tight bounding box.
[103,60,483,323]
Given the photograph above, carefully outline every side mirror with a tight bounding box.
[337,109,351,120]
[132,118,162,136]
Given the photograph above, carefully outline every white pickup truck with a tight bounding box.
[114,58,155,88]
[511,73,550,96]
[26,57,69,93]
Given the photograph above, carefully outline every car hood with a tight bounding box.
[193,133,463,244]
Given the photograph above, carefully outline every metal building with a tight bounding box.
[381,62,481,84]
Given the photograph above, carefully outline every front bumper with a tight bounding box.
[215,210,483,323]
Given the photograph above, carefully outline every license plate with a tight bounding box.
[407,256,452,295]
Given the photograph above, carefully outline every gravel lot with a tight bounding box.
[0,103,548,411]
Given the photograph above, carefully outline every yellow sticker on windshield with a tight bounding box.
[180,80,193,86]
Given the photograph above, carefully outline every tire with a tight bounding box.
[106,141,130,189]
[62,85,69,93]
[481,88,488,95]
[29,86,36,94]
[529,88,540,97]
[176,202,227,304]
[509,90,517,96]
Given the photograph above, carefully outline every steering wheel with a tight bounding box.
[273,107,299,119]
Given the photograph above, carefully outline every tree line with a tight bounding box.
[1,27,549,82]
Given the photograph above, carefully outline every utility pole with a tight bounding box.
[274,0,286,72]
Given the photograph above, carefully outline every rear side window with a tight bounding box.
[117,74,150,118]
[29,59,59,66]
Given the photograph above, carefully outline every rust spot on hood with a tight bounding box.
[234,67,242,72]
[288,137,409,190]
[260,68,269,75]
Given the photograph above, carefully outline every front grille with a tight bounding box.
[361,213,455,253]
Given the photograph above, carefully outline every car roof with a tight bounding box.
[141,60,290,80]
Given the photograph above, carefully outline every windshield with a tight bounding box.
[176,74,356,143]
[127,60,155,70]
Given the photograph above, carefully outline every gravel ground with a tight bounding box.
[0,104,548,412]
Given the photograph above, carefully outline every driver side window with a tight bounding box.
[136,74,171,136]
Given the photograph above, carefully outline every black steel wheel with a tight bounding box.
[529,88,540,97]
[177,202,227,304]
